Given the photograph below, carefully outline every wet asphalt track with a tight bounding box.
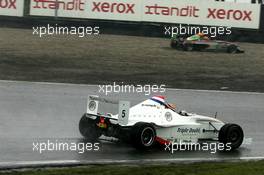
[0,80,264,168]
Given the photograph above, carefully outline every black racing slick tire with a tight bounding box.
[79,114,101,141]
[218,123,244,150]
[227,45,237,53]
[170,40,178,48]
[183,44,192,51]
[130,122,156,150]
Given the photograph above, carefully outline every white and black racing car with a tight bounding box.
[79,95,244,150]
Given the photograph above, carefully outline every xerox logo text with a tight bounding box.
[207,8,252,21]
[92,2,135,14]
[0,0,16,9]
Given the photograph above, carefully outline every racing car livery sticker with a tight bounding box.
[177,128,201,134]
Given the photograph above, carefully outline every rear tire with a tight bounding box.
[79,114,101,141]
[130,122,156,150]
[218,123,244,150]
[227,45,237,53]
[183,44,192,51]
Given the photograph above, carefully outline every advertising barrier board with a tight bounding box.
[29,0,261,29]
[0,0,24,17]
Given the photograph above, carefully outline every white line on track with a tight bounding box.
[1,157,264,169]
[0,80,263,95]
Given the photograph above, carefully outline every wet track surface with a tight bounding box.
[0,80,264,167]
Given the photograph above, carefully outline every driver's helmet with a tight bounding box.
[203,36,209,40]
[167,103,177,110]
[197,32,205,37]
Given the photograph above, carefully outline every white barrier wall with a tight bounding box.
[30,0,142,21]
[29,0,261,29]
[224,0,252,3]
[142,0,260,28]
[0,0,24,16]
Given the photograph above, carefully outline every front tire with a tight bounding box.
[130,122,156,150]
[218,123,244,150]
[79,114,101,141]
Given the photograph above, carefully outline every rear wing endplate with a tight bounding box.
[86,95,130,125]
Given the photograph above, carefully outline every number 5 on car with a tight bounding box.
[118,101,130,125]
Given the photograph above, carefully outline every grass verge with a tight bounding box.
[1,27,264,92]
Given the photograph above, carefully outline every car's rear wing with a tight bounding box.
[86,95,130,125]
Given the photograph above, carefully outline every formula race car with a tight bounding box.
[170,35,244,53]
[79,95,244,150]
